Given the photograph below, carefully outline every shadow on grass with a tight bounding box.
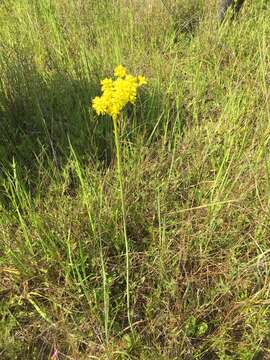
[0,62,113,173]
[0,58,188,203]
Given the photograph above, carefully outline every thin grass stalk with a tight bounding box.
[112,116,132,334]
[69,143,110,342]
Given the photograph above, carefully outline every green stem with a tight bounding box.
[112,116,132,333]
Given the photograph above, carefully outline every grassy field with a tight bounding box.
[1,0,270,358]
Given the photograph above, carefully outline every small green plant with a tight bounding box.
[184,315,209,338]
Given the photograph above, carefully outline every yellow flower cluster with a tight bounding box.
[92,65,147,120]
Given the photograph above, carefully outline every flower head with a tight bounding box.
[138,76,147,86]
[114,65,127,78]
[92,65,147,120]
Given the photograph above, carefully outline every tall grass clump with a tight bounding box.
[1,0,270,359]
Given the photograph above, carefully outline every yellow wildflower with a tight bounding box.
[92,65,147,120]
[101,78,114,92]
[138,75,147,86]
[114,65,127,78]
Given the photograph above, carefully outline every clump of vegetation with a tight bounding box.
[1,0,270,359]
[161,0,204,36]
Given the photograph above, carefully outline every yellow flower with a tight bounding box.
[92,65,147,120]
[138,75,147,86]
[114,65,127,78]
[92,96,107,116]
[101,78,114,92]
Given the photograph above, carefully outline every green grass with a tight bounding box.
[1,0,270,358]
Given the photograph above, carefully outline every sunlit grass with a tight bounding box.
[0,0,270,358]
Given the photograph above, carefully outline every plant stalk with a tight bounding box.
[112,116,132,334]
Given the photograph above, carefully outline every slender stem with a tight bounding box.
[112,116,132,333]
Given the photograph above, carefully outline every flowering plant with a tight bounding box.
[91,65,146,336]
